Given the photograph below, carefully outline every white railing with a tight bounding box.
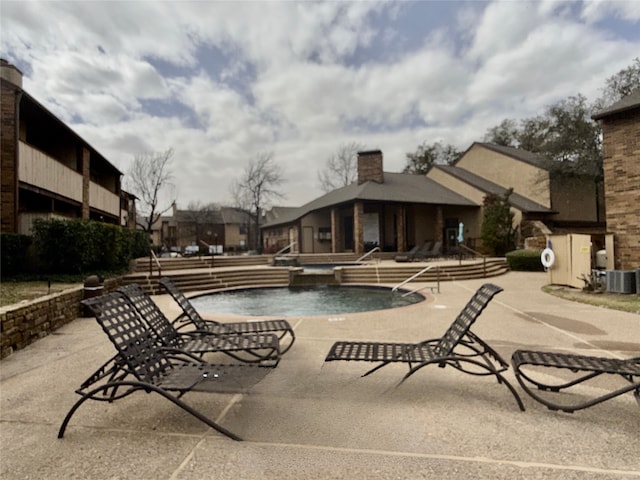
[275,242,297,256]
[392,265,440,294]
[356,246,380,263]
[150,249,162,276]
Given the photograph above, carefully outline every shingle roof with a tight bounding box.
[433,165,554,214]
[592,88,640,120]
[467,142,547,168]
[262,172,475,228]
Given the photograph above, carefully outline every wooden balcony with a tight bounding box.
[18,141,120,217]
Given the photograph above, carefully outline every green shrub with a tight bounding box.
[1,233,32,276]
[30,218,150,275]
[481,189,516,256]
[506,249,545,271]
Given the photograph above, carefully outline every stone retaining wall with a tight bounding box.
[0,277,122,359]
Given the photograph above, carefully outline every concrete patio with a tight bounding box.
[1,271,638,479]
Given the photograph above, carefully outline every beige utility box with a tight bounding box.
[546,234,592,288]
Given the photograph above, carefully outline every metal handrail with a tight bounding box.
[150,249,162,277]
[392,265,435,292]
[275,242,297,256]
[400,282,440,297]
[356,246,380,263]
[458,244,487,276]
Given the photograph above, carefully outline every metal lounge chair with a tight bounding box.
[59,292,271,441]
[511,350,640,412]
[158,277,295,354]
[324,283,525,410]
[394,244,424,263]
[118,283,280,365]
[416,241,442,260]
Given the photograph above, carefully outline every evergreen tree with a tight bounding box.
[481,189,516,256]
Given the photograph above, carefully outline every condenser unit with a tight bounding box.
[606,270,637,294]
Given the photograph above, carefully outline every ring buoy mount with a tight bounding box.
[541,248,555,268]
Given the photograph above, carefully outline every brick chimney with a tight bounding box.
[0,59,23,88]
[357,150,384,185]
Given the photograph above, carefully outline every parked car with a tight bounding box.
[183,245,200,257]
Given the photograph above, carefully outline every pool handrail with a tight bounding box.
[149,249,162,277]
[392,265,438,293]
[275,242,297,256]
[356,246,380,263]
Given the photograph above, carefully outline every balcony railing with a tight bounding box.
[19,141,120,217]
[19,141,83,203]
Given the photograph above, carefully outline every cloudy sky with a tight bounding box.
[2,1,639,210]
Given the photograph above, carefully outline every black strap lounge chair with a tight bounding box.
[158,277,295,354]
[325,283,525,410]
[416,241,442,260]
[118,283,280,365]
[395,244,424,263]
[59,292,271,441]
[512,350,640,413]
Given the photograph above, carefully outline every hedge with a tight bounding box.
[505,249,545,272]
[1,233,32,276]
[1,219,150,277]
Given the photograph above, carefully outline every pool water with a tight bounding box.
[190,285,425,317]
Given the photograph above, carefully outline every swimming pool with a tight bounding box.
[190,285,425,317]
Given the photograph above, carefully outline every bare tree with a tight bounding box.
[127,148,176,233]
[231,152,285,251]
[317,142,364,192]
[181,201,221,249]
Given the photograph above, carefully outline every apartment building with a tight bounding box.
[1,59,130,235]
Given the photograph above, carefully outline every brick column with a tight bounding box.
[1,84,19,233]
[601,111,640,270]
[435,206,444,244]
[354,201,364,254]
[331,208,340,253]
[81,147,90,219]
[396,205,406,251]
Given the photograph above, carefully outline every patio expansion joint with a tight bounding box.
[246,441,640,477]
[451,281,626,360]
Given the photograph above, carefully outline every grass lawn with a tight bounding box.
[0,280,82,307]
[543,285,640,314]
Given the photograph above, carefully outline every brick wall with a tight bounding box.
[1,79,19,233]
[601,109,640,270]
[0,278,122,359]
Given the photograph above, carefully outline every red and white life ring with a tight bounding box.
[541,248,555,268]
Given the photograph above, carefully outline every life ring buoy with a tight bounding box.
[541,248,555,268]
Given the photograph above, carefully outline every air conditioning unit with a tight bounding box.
[606,270,637,294]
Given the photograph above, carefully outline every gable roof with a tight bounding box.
[433,165,554,214]
[262,172,475,228]
[592,88,640,120]
[460,142,547,169]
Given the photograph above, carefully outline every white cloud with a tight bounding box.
[581,0,640,23]
[2,0,639,209]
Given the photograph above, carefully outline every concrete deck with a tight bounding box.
[1,272,638,479]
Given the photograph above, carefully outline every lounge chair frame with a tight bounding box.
[325,283,525,410]
[395,244,425,263]
[158,277,295,354]
[118,283,280,365]
[59,292,271,441]
[512,350,640,413]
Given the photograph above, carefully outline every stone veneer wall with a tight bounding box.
[600,108,640,270]
[0,278,122,359]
